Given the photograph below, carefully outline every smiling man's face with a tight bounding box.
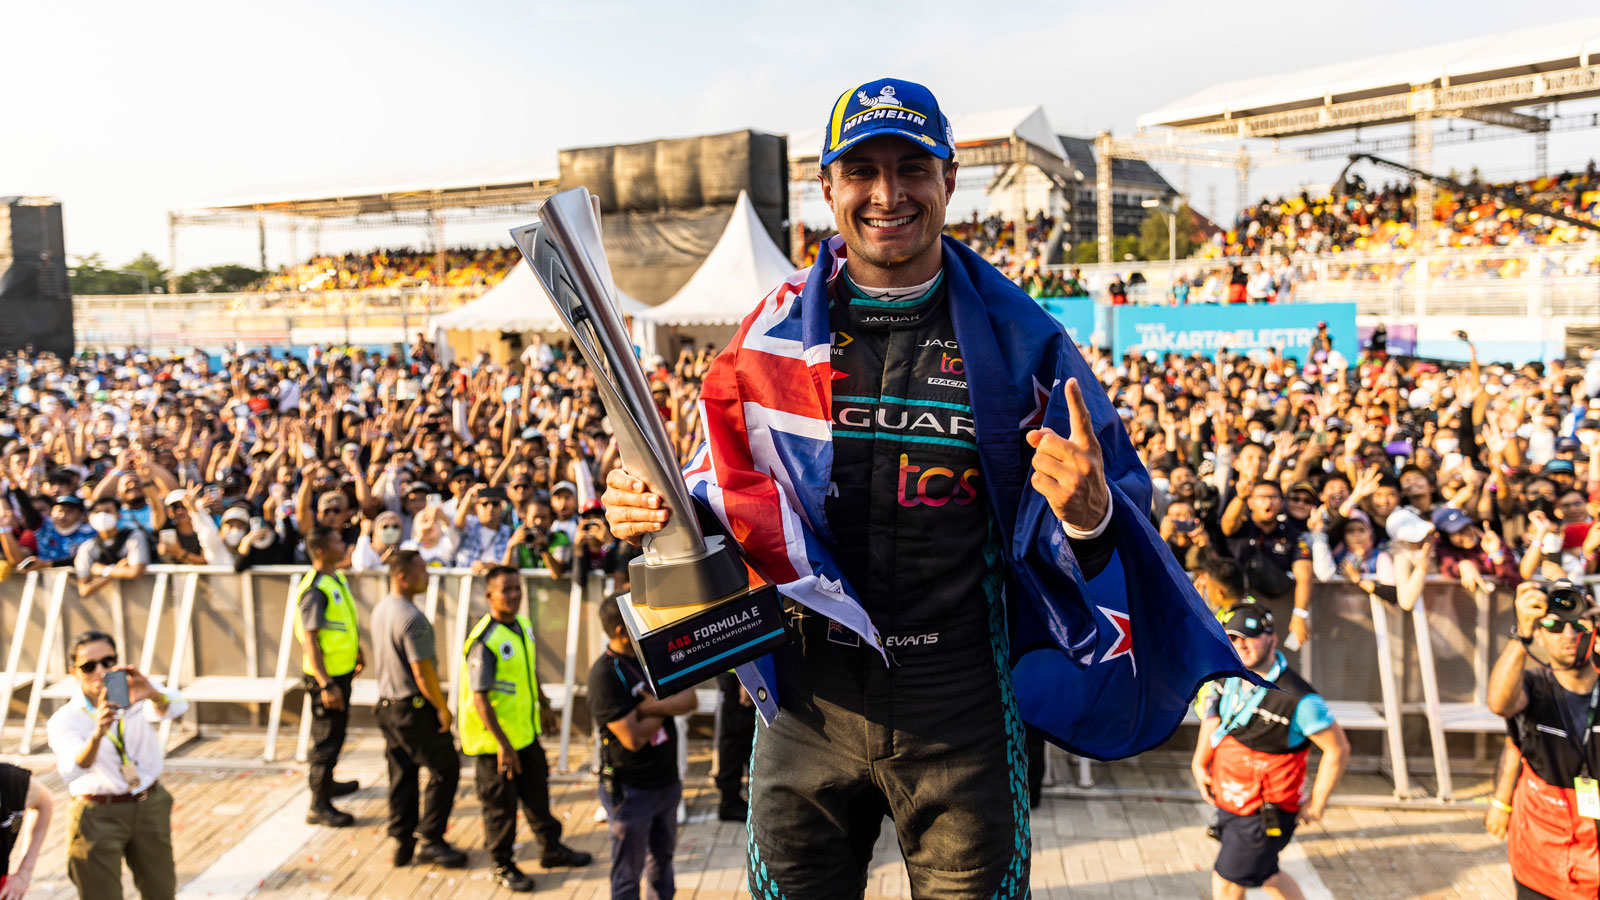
[820,135,956,287]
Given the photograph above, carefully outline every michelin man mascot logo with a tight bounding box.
[857,85,903,109]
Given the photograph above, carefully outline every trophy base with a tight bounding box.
[615,571,788,697]
[629,534,750,609]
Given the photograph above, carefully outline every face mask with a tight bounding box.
[1434,438,1458,455]
[89,511,119,533]
[0,423,14,437]
[222,528,245,548]
[378,526,402,545]
[1150,477,1169,493]
[1249,429,1267,444]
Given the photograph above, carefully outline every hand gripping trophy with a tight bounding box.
[511,188,786,700]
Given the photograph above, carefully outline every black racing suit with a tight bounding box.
[745,271,1115,900]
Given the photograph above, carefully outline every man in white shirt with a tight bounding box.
[47,630,189,900]
[1245,261,1276,303]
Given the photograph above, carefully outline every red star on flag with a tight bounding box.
[1019,376,1058,430]
[1096,605,1135,676]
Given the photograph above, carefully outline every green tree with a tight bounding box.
[1136,204,1201,262]
[124,252,168,290]
[178,264,265,293]
[1071,234,1145,264]
[68,252,168,294]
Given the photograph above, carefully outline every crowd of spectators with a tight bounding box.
[1122,338,1600,627]
[253,247,520,294]
[787,163,1600,305]
[0,336,717,592]
[4,327,1599,635]
[209,163,1598,320]
[1217,163,1600,258]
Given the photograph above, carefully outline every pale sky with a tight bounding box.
[6,0,1598,274]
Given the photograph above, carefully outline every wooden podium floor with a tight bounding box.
[2,732,1517,900]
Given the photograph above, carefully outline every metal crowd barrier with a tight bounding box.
[0,566,1537,798]
[1067,575,1525,802]
[0,565,611,773]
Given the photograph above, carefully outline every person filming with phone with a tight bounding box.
[46,630,188,900]
[1488,579,1600,900]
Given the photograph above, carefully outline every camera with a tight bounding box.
[1528,496,1558,519]
[1542,580,1590,617]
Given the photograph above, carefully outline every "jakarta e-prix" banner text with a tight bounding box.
[1110,302,1357,362]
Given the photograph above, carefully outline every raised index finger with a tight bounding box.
[1064,378,1100,457]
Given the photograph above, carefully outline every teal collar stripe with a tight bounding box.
[833,431,977,450]
[843,270,945,308]
[834,393,971,413]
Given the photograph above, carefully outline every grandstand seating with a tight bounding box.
[225,165,1596,312]
[252,246,519,294]
[1216,165,1600,258]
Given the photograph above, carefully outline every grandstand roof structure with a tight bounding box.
[165,161,562,291]
[1097,17,1600,265]
[1137,18,1600,138]
[172,160,562,227]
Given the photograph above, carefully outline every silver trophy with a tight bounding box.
[511,189,785,693]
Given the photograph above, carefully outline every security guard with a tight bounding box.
[295,526,363,827]
[461,565,591,892]
[371,549,466,868]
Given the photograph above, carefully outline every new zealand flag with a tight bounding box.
[687,234,1251,759]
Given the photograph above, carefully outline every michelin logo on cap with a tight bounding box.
[821,77,954,167]
[857,86,902,108]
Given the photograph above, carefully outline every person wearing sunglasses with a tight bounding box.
[1490,579,1600,900]
[1193,603,1349,900]
[45,630,188,899]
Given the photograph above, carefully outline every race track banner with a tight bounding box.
[1111,302,1357,362]
[1036,297,1097,347]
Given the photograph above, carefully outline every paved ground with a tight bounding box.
[1,731,1519,900]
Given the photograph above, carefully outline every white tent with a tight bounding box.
[429,259,649,333]
[641,191,796,327]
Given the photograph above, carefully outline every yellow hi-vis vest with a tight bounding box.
[459,613,540,756]
[292,570,359,678]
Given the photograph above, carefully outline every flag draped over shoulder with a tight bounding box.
[685,234,1252,759]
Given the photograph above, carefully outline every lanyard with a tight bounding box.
[607,648,640,682]
[78,693,130,764]
[1216,655,1285,739]
[106,719,129,765]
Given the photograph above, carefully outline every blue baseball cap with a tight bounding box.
[819,78,954,168]
[1430,506,1473,535]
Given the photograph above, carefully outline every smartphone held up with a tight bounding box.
[103,669,131,709]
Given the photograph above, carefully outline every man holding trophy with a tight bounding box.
[522,77,1245,900]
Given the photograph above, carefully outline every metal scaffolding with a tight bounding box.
[167,177,560,292]
[1106,22,1600,263]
